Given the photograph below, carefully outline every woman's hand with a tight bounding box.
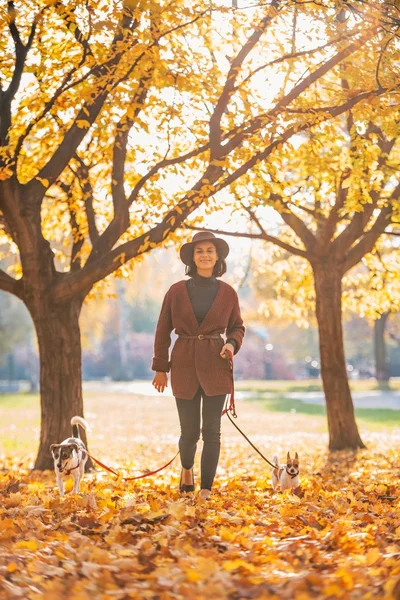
[152,371,168,393]
[220,342,234,359]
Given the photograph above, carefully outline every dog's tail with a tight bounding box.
[272,455,279,468]
[71,416,91,439]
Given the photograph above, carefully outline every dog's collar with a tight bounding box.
[65,462,80,476]
[286,469,299,479]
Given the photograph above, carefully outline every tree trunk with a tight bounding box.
[313,264,365,450]
[31,297,89,470]
[374,312,390,385]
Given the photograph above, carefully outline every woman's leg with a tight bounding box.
[201,392,226,490]
[175,386,202,471]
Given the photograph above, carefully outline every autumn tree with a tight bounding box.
[343,239,400,386]
[191,97,400,449]
[0,0,398,466]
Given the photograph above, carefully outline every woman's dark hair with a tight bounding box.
[184,244,227,277]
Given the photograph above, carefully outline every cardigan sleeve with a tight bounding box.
[226,290,245,355]
[151,289,173,372]
[226,338,237,352]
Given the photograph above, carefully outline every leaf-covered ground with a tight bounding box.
[1,392,399,599]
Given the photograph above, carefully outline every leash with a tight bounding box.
[87,451,179,481]
[222,349,281,471]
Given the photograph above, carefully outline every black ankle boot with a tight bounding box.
[179,468,195,492]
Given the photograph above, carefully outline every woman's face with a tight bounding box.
[193,241,219,274]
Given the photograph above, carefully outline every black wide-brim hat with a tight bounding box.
[180,231,230,265]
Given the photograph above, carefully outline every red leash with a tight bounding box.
[222,349,237,418]
[87,451,179,481]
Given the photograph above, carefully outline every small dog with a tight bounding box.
[50,416,90,496]
[271,452,300,492]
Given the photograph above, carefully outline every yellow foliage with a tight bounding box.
[0,395,399,599]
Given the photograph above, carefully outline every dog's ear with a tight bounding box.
[287,451,291,461]
[50,444,59,454]
[295,452,299,460]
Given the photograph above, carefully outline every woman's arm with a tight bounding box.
[151,290,173,373]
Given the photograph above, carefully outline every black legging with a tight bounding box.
[176,385,226,491]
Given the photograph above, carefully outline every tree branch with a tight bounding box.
[209,0,280,157]
[54,1,94,60]
[317,170,350,251]
[71,155,99,245]
[384,229,400,236]
[187,223,310,258]
[0,268,23,299]
[1,3,40,146]
[279,205,316,251]
[14,2,97,163]
[68,201,84,272]
[221,24,380,155]
[22,8,207,204]
[235,28,361,92]
[23,6,138,200]
[343,200,396,273]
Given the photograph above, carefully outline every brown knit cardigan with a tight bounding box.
[152,279,245,399]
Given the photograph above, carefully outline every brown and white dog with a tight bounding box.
[50,416,90,496]
[271,452,300,492]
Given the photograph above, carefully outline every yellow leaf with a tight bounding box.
[222,559,255,573]
[186,568,202,582]
[76,120,91,129]
[16,540,38,551]
[366,547,381,566]
[36,177,49,187]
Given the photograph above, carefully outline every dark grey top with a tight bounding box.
[185,274,237,351]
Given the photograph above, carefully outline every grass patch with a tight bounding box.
[0,393,39,409]
[236,378,400,393]
[251,395,400,429]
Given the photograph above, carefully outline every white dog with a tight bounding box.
[50,416,90,496]
[271,452,300,492]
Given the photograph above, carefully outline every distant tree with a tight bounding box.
[0,292,32,356]
[345,239,400,386]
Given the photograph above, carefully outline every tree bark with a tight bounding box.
[374,312,390,385]
[313,264,365,450]
[30,297,89,470]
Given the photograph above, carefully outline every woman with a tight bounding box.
[151,231,245,501]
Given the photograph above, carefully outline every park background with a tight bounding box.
[1,0,400,598]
